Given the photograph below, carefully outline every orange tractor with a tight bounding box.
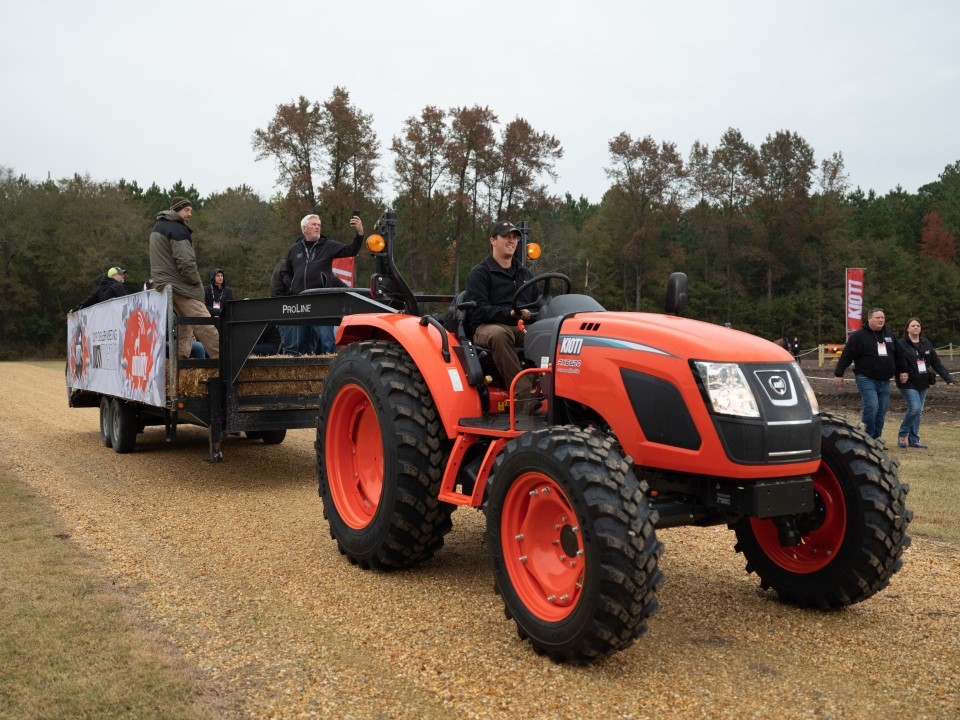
[315,212,911,662]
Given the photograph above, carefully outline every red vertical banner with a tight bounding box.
[331,257,355,287]
[845,268,865,337]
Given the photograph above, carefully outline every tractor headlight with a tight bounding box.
[795,363,820,414]
[694,361,760,418]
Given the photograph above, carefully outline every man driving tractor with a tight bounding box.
[464,221,541,414]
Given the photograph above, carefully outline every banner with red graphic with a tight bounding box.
[845,267,865,338]
[332,257,355,287]
[66,290,167,406]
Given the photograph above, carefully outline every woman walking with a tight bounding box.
[896,317,954,448]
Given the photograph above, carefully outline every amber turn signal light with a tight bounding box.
[366,234,386,252]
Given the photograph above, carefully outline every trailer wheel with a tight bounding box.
[109,398,137,454]
[99,397,113,448]
[730,411,912,608]
[259,429,286,445]
[243,431,263,441]
[316,340,453,569]
[485,427,663,662]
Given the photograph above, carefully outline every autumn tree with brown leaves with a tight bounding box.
[317,87,380,230]
[251,95,323,212]
[605,132,686,309]
[920,211,957,262]
[445,105,498,291]
[390,105,452,289]
[252,87,379,229]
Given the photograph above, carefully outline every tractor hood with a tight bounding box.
[525,308,793,370]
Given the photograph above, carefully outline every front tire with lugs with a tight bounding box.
[730,411,912,608]
[485,427,663,662]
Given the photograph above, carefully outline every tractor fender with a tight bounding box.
[337,313,482,436]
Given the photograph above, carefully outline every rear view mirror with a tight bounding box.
[665,272,688,314]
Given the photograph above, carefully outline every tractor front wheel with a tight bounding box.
[485,427,663,662]
[730,411,912,608]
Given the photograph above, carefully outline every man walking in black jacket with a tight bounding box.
[834,307,909,440]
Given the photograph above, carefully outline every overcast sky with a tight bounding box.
[3,0,958,205]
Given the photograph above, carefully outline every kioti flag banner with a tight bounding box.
[332,257,355,287]
[845,268,865,337]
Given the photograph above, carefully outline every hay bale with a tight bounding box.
[174,357,332,398]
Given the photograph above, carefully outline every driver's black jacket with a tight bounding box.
[464,254,538,337]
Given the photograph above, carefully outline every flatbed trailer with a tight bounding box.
[66,284,396,461]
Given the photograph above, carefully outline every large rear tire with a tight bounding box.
[485,427,663,662]
[316,341,453,569]
[730,411,912,608]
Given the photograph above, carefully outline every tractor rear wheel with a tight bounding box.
[316,341,453,569]
[730,411,912,608]
[485,427,663,662]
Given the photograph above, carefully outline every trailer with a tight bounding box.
[66,283,395,461]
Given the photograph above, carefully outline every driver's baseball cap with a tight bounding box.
[490,221,520,238]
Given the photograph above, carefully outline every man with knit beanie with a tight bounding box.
[148,197,220,359]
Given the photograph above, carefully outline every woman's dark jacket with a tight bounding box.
[896,336,953,390]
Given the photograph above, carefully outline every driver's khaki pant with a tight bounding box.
[473,323,532,401]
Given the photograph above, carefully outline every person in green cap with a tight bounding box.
[73,265,128,310]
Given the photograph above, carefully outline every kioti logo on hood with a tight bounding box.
[753,369,798,406]
[768,375,788,396]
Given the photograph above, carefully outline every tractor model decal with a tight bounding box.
[559,335,674,357]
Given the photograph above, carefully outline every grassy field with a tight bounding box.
[0,473,219,720]
[884,418,960,542]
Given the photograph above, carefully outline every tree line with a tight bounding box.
[1,85,958,359]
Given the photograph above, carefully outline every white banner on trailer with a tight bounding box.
[66,289,168,406]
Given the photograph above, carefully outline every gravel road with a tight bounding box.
[2,363,958,719]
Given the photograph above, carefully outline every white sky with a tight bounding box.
[3,0,958,204]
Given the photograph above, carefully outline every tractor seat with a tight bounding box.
[449,292,524,386]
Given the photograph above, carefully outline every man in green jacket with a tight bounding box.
[148,197,220,359]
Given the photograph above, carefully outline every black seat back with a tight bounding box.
[447,292,487,390]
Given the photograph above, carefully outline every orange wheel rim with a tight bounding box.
[749,460,847,573]
[325,384,384,529]
[501,472,583,621]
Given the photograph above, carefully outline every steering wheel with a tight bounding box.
[512,272,573,316]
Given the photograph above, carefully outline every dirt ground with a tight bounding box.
[802,357,960,420]
[2,363,958,720]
